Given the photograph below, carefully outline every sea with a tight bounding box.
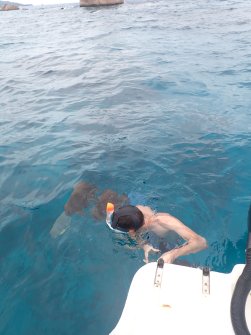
[0,0,251,334]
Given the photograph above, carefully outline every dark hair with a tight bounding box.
[111,205,144,232]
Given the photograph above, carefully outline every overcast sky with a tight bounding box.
[20,0,77,5]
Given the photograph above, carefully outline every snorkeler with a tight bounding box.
[50,182,207,264]
[106,203,207,264]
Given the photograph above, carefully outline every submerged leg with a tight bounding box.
[50,182,97,238]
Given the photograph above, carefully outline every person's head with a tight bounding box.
[111,205,144,233]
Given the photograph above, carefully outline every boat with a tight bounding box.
[80,0,123,7]
[110,205,251,335]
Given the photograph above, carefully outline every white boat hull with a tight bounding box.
[110,262,251,335]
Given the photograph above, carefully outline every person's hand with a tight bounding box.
[160,250,177,264]
[143,244,160,263]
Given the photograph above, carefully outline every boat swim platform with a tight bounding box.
[110,262,251,335]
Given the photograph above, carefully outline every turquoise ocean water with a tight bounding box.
[0,0,251,334]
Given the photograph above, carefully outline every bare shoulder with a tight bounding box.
[136,205,155,217]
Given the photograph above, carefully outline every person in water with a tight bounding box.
[53,182,207,263]
[108,204,207,263]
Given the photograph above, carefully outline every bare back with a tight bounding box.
[136,205,207,263]
[136,205,172,237]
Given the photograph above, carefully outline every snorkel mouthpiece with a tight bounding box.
[106,202,114,228]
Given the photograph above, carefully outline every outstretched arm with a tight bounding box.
[156,214,207,263]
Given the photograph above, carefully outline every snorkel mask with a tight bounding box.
[106,202,127,234]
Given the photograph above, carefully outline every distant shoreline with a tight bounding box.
[0,1,30,6]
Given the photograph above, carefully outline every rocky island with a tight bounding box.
[0,1,20,10]
[0,4,19,10]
